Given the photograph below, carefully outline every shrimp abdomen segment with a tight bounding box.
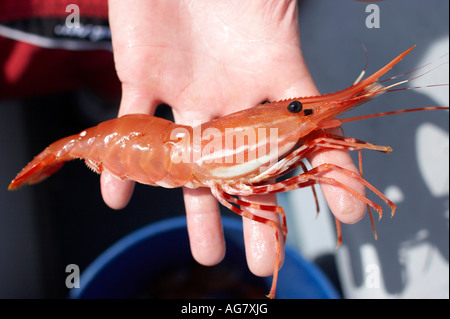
[9,114,193,190]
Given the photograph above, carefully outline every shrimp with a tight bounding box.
[8,46,448,298]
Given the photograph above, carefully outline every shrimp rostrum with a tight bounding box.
[9,46,448,298]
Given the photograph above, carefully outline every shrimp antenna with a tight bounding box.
[353,41,370,85]
[340,106,449,123]
[383,62,449,94]
[380,52,449,84]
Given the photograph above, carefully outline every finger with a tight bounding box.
[308,129,367,224]
[117,84,158,116]
[172,107,226,267]
[242,193,285,277]
[100,172,135,210]
[183,187,225,266]
[99,85,159,208]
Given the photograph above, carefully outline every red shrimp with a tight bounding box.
[8,46,448,298]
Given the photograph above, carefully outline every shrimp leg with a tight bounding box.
[219,192,288,241]
[210,187,282,299]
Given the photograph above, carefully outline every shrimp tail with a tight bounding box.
[9,114,196,190]
[8,137,75,190]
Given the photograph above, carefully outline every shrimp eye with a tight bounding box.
[287,100,303,113]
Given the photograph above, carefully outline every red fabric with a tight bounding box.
[0,0,120,99]
[0,37,120,99]
[0,0,108,22]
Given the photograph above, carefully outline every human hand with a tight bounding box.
[105,0,366,279]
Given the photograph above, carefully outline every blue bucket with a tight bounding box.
[69,216,339,299]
